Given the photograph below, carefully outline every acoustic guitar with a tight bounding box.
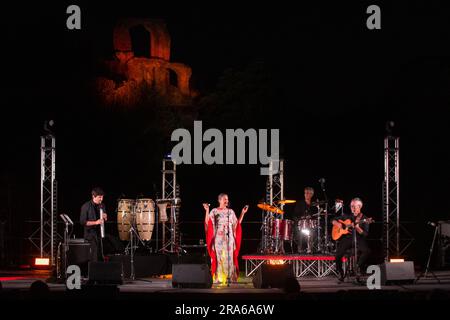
[332,217,374,240]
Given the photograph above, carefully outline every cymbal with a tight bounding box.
[257,203,284,214]
[312,212,335,217]
[277,199,296,205]
[312,200,328,206]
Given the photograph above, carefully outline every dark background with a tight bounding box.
[1,1,450,268]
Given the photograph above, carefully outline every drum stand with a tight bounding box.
[316,209,322,253]
[160,202,182,253]
[126,225,147,281]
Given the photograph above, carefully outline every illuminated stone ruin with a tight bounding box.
[96,18,196,106]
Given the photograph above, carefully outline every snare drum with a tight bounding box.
[117,199,135,241]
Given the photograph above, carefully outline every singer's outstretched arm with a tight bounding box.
[203,203,210,225]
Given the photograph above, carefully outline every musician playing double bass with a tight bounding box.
[80,187,108,262]
[332,197,371,282]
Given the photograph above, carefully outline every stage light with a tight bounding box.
[268,259,285,265]
[34,257,50,266]
[301,229,310,236]
[43,120,55,134]
[389,258,405,263]
[385,120,395,135]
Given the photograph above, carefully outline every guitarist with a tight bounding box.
[80,187,108,262]
[332,197,371,282]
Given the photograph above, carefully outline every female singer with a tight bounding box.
[203,193,248,284]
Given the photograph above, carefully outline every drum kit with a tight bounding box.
[258,199,335,254]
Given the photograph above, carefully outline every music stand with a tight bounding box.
[59,214,73,279]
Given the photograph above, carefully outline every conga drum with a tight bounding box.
[117,199,135,241]
[135,198,156,241]
[156,200,170,222]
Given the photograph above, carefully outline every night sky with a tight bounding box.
[1,1,450,266]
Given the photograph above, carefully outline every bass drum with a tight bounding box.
[135,198,156,241]
[117,199,135,241]
[297,217,318,231]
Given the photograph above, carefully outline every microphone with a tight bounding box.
[319,178,326,191]
[428,221,437,227]
[99,204,105,238]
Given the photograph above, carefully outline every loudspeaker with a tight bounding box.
[108,254,171,278]
[62,239,91,277]
[172,264,212,288]
[380,261,415,285]
[88,261,123,285]
[252,263,296,289]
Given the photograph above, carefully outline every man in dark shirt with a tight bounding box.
[332,197,371,282]
[80,187,108,262]
[292,187,318,253]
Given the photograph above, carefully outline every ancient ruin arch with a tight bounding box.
[168,68,178,87]
[129,25,151,58]
[166,63,192,96]
[114,18,171,60]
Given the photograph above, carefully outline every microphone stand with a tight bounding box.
[425,223,439,278]
[320,180,329,254]
[415,222,440,283]
[226,208,231,287]
[352,221,358,281]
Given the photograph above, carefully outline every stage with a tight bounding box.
[1,269,450,301]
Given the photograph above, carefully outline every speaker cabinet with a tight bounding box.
[252,263,296,289]
[62,239,91,277]
[172,264,212,288]
[88,261,123,285]
[380,261,415,285]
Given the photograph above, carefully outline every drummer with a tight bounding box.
[292,187,318,253]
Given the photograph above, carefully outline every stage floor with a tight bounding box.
[1,269,450,300]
